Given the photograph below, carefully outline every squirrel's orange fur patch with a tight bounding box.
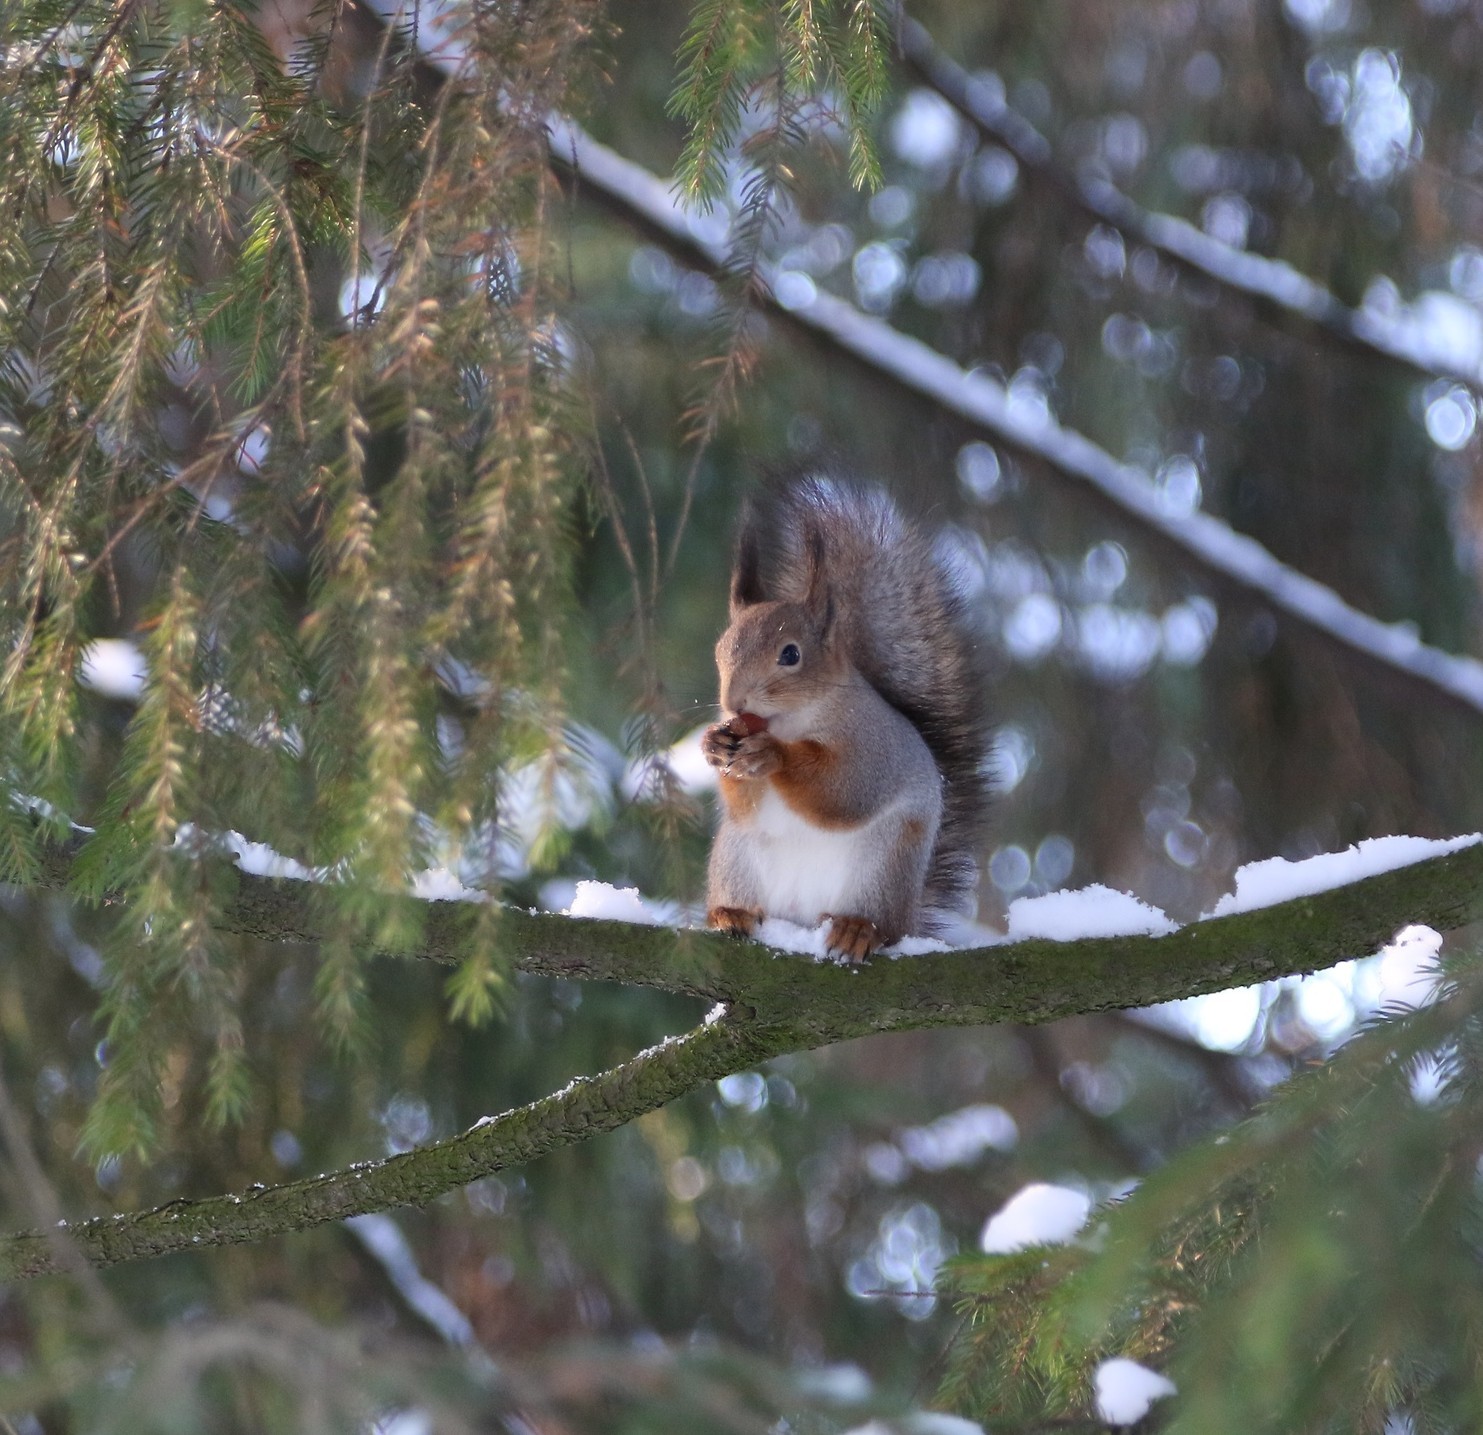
[719,740,864,829]
[770,740,863,829]
[718,772,763,818]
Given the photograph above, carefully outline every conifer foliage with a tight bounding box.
[0,0,895,1159]
[0,0,606,1156]
[939,965,1483,1434]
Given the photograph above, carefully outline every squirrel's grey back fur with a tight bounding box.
[734,476,992,918]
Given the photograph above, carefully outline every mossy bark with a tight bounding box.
[6,841,1482,1279]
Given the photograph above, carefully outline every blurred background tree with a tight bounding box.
[6,0,1483,1430]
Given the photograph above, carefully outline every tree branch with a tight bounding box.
[896,18,1483,391]
[6,839,1482,1279]
[35,836,1483,1033]
[547,117,1483,724]
[0,1013,795,1280]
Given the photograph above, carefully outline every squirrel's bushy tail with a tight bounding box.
[738,476,993,918]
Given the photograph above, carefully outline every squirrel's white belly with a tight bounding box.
[746,787,883,925]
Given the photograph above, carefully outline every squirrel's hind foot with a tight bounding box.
[708,905,763,937]
[825,914,881,963]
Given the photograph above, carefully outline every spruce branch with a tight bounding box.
[3,836,1481,1278]
[896,15,1483,394]
[548,117,1483,724]
[0,1013,794,1280]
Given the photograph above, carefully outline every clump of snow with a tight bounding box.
[1154,984,1263,1053]
[794,1362,873,1404]
[498,735,619,877]
[892,934,954,956]
[1409,1050,1450,1106]
[755,916,833,959]
[1206,834,1482,918]
[564,880,665,926]
[1094,1357,1177,1426]
[207,827,489,901]
[345,1213,476,1349]
[1356,282,1482,377]
[1376,924,1444,1007]
[927,913,1006,949]
[843,1418,984,1435]
[410,866,487,903]
[79,639,147,700]
[220,830,317,882]
[980,1182,1091,1253]
[748,916,951,959]
[904,1417,987,1435]
[1007,885,1177,941]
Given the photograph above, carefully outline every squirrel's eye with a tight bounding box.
[778,642,801,667]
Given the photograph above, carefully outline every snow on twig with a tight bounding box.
[1094,1357,1178,1426]
[344,1212,477,1349]
[898,17,1483,391]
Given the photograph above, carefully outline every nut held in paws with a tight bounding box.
[730,711,769,736]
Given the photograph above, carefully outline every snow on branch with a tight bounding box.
[547,117,1483,722]
[7,831,1483,1280]
[898,17,1483,392]
[50,821,1474,1030]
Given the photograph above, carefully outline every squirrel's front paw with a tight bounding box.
[825,915,881,963]
[701,722,741,770]
[725,731,781,779]
[702,723,780,779]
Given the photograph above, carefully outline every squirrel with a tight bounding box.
[702,476,992,960]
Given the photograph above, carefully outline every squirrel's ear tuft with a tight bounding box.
[730,528,765,616]
[803,522,831,613]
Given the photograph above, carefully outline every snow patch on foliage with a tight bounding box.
[1206,833,1481,917]
[898,1104,1018,1170]
[79,639,148,700]
[742,916,821,956]
[182,825,489,900]
[794,1363,873,1404]
[176,815,1481,959]
[843,1417,984,1435]
[1007,884,1178,941]
[1376,924,1445,1006]
[1094,1358,1177,1425]
[979,1182,1091,1253]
